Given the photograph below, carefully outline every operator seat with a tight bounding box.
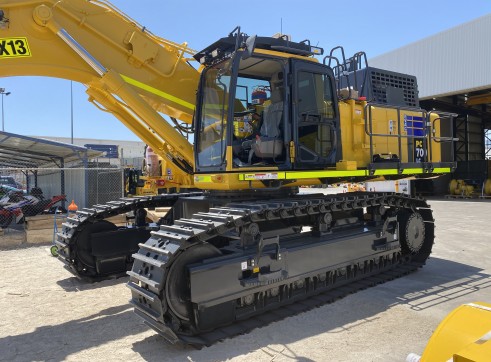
[247,75,284,163]
[260,86,283,139]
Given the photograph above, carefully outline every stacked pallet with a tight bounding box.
[25,213,128,244]
[25,214,64,244]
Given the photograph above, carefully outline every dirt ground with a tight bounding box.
[1,199,491,361]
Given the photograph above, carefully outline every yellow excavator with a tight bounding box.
[0,0,457,346]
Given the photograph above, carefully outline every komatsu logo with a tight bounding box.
[0,37,31,58]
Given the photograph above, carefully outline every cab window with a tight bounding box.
[231,57,286,167]
[296,71,336,162]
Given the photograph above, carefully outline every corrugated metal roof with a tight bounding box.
[369,14,491,99]
[0,131,102,168]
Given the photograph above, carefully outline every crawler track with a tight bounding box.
[127,192,434,346]
[54,192,203,282]
[136,261,421,347]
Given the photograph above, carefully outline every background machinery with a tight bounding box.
[0,0,456,345]
[407,302,491,361]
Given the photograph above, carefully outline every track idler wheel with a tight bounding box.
[165,243,222,325]
[399,210,432,263]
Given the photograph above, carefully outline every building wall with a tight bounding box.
[17,136,143,207]
[28,169,86,208]
[28,168,124,209]
[369,14,491,99]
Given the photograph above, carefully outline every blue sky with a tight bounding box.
[1,1,490,141]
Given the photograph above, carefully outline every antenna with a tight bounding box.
[280,18,282,35]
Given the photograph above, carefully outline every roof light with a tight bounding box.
[310,46,323,55]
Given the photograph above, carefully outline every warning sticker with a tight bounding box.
[0,37,31,59]
[243,173,279,181]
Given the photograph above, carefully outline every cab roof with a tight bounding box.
[194,32,323,65]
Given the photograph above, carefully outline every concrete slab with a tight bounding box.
[0,199,490,361]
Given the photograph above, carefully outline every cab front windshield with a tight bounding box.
[197,56,285,169]
[196,60,232,168]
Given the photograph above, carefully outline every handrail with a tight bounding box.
[324,46,353,99]
[364,102,428,164]
[322,55,347,98]
[324,47,375,102]
[364,104,458,166]
[427,110,458,162]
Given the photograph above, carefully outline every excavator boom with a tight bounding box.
[0,0,199,184]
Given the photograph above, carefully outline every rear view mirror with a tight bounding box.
[242,35,257,60]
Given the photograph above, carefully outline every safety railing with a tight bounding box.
[324,46,371,101]
[365,103,427,165]
[364,103,457,170]
[427,110,459,162]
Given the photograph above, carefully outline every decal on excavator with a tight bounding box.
[243,173,280,181]
[0,37,31,58]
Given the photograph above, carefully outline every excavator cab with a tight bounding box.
[194,32,339,173]
[193,31,456,194]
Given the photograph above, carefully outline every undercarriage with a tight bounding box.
[56,190,434,346]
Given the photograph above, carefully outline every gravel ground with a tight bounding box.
[1,199,491,361]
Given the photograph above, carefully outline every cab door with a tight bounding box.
[291,60,341,169]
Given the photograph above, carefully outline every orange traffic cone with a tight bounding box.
[68,200,78,215]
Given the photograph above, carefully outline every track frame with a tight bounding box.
[126,192,434,346]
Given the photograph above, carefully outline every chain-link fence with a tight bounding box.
[0,163,127,246]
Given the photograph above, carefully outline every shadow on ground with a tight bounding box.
[0,305,139,361]
[56,275,127,292]
[1,257,489,362]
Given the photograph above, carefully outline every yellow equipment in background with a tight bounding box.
[449,179,475,197]
[448,178,491,198]
[407,302,491,362]
[484,179,491,195]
